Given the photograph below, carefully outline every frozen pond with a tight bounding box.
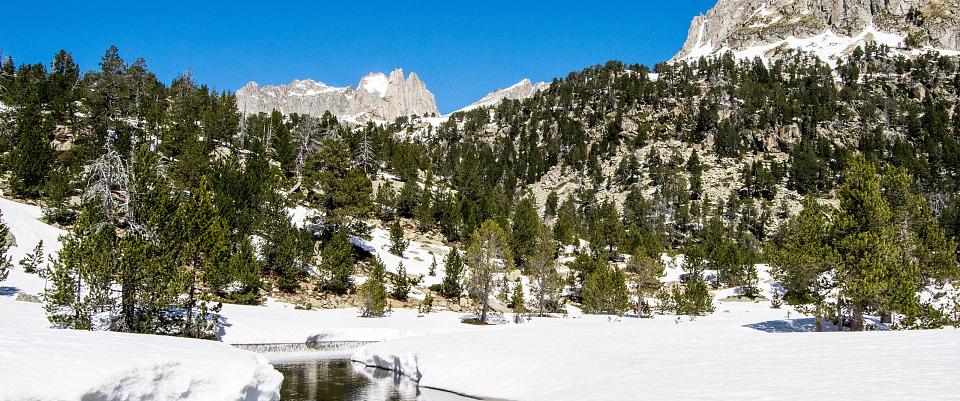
[274,357,478,401]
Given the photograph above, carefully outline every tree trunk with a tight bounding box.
[815,315,823,332]
[851,305,864,332]
[880,311,892,324]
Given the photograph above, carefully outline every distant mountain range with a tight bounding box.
[236,71,547,123]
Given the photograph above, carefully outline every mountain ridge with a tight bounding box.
[673,0,960,63]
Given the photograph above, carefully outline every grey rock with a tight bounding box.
[236,68,439,122]
[674,0,960,62]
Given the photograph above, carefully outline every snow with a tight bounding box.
[360,72,389,97]
[354,226,452,288]
[0,326,282,401]
[353,302,960,401]
[452,78,547,115]
[0,196,66,297]
[219,304,481,344]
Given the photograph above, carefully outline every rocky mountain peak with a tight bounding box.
[673,0,960,63]
[236,68,439,123]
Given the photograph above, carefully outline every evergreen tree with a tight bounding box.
[359,257,389,317]
[0,212,11,283]
[429,255,437,276]
[303,137,373,237]
[544,191,559,219]
[581,264,630,315]
[389,218,408,256]
[466,220,513,323]
[768,195,837,331]
[391,261,410,301]
[529,225,562,316]
[374,183,396,221]
[441,249,464,299]
[834,155,900,331]
[511,281,527,322]
[553,197,579,246]
[19,240,45,274]
[320,230,354,294]
[511,196,541,269]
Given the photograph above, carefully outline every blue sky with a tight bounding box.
[0,1,715,113]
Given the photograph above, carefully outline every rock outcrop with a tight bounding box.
[454,79,549,114]
[236,68,439,122]
[674,0,960,63]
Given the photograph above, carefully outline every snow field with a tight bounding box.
[0,324,282,401]
[353,302,960,401]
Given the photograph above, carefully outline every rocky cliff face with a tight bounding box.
[236,68,439,122]
[454,79,549,114]
[674,0,960,63]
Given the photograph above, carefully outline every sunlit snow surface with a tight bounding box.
[0,300,281,401]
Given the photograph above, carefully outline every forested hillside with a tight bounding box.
[0,43,958,336]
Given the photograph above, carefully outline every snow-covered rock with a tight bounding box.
[674,0,960,63]
[236,68,439,123]
[453,78,549,114]
[0,327,282,401]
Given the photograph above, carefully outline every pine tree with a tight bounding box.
[834,155,899,331]
[674,274,714,316]
[419,293,435,314]
[768,195,837,331]
[303,137,373,237]
[321,230,355,294]
[529,225,561,316]
[511,281,527,322]
[511,196,541,269]
[391,261,410,301]
[389,218,408,256]
[441,249,464,299]
[429,255,437,276]
[359,257,389,317]
[581,263,630,315]
[544,191,559,219]
[466,220,513,324]
[0,212,13,283]
[19,240,45,274]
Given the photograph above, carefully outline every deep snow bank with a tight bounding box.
[0,328,282,401]
[353,304,960,401]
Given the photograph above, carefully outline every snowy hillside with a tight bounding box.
[0,196,65,297]
[453,78,549,114]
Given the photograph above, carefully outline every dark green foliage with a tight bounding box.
[320,230,355,294]
[511,196,541,269]
[359,257,389,317]
[389,218,408,256]
[391,261,411,301]
[581,263,630,315]
[441,249,464,299]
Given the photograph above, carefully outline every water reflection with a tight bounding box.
[275,358,475,401]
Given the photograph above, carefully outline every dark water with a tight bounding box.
[274,358,477,401]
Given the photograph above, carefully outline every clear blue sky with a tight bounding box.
[0,1,715,113]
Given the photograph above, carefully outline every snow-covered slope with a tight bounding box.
[674,0,960,64]
[453,78,549,114]
[236,68,439,123]
[0,326,282,401]
[0,196,66,297]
